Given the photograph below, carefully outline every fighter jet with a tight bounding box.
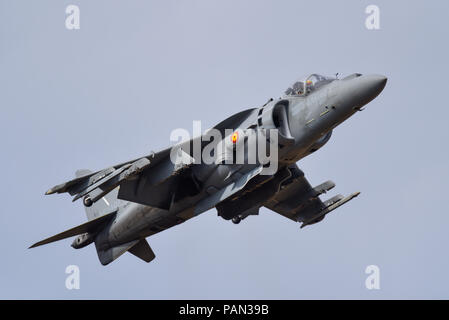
[30,73,387,265]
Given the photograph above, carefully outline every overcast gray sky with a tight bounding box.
[1,0,448,299]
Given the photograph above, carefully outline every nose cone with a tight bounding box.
[363,74,387,95]
[353,74,387,107]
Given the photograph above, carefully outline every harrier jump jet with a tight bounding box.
[30,73,387,265]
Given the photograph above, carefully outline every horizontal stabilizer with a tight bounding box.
[29,209,116,248]
[128,239,156,263]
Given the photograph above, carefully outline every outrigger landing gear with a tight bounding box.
[83,196,93,207]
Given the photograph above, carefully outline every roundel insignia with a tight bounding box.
[231,131,239,144]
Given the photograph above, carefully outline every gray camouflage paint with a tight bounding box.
[31,73,387,266]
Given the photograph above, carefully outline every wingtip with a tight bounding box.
[29,241,45,249]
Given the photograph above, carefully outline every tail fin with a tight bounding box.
[128,239,156,263]
[95,239,156,265]
[29,209,117,248]
[74,170,155,266]
[95,240,139,265]
[75,169,124,221]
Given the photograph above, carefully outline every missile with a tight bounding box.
[45,167,116,196]
[300,191,360,228]
[72,158,152,204]
[72,164,131,202]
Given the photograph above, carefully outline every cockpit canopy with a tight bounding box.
[284,74,336,96]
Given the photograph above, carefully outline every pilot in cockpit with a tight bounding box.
[284,74,336,97]
[305,79,314,93]
[292,81,304,95]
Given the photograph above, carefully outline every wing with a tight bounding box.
[264,165,360,228]
[45,108,264,209]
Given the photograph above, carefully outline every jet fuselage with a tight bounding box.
[90,74,387,251]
